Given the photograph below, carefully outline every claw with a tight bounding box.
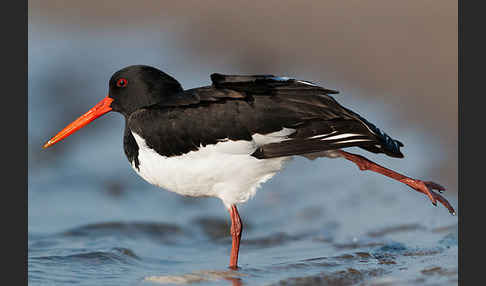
[413,180,455,214]
[431,191,456,215]
[424,181,446,193]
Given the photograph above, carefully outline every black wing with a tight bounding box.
[127,74,403,158]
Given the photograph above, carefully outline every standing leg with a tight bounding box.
[337,150,455,215]
[228,204,243,269]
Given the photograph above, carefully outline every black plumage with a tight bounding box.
[121,66,404,164]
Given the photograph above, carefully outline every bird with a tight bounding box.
[43,65,455,269]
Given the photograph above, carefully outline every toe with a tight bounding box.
[424,181,446,193]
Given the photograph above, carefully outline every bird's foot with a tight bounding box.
[400,178,455,215]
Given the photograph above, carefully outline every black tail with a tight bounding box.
[356,116,404,158]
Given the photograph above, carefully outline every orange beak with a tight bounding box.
[43,96,114,148]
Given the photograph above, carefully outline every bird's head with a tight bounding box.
[42,65,182,148]
[108,65,182,116]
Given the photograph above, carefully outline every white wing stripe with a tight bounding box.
[337,139,374,144]
[296,80,318,86]
[309,132,365,141]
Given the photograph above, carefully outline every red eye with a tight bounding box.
[116,78,128,88]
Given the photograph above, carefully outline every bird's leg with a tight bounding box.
[337,150,455,215]
[228,204,243,269]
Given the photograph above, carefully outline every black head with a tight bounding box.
[108,65,183,116]
[42,65,183,148]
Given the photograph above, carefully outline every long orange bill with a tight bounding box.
[43,96,114,148]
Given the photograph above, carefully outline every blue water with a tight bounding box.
[28,21,458,286]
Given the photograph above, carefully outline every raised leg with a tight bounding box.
[337,150,455,215]
[229,204,243,269]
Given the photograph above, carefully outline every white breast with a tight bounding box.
[130,130,293,208]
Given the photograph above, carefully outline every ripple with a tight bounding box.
[438,232,458,248]
[31,247,139,264]
[402,248,442,257]
[144,270,245,285]
[333,236,386,250]
[243,232,303,248]
[374,242,408,254]
[62,221,183,243]
[271,259,340,270]
[431,224,458,233]
[421,266,457,277]
[367,224,425,237]
[270,267,387,286]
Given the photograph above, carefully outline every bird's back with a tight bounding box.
[126,73,404,160]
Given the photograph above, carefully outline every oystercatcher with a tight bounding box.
[43,65,455,269]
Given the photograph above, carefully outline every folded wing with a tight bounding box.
[128,73,404,158]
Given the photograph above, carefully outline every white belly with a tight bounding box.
[130,131,292,208]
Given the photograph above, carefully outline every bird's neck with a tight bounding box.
[123,122,140,170]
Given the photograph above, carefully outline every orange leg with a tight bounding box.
[338,150,455,215]
[228,204,243,269]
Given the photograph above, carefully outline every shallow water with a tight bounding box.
[29,141,458,285]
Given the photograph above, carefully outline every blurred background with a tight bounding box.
[28,1,457,285]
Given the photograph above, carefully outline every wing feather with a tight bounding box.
[130,73,404,158]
